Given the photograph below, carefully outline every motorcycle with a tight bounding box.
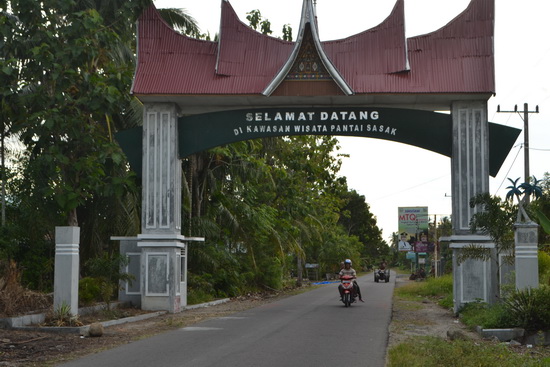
[374,268,390,283]
[339,275,356,307]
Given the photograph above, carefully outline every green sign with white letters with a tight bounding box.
[115,107,520,178]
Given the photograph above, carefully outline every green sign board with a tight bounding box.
[179,107,453,158]
[115,107,520,177]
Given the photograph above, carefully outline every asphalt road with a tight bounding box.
[59,271,395,367]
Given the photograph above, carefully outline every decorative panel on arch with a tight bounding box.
[285,24,332,81]
[453,105,489,232]
[142,104,181,233]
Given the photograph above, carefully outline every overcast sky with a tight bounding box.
[153,0,550,242]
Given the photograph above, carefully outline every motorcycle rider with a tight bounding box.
[338,259,363,302]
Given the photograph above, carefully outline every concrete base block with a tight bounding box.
[476,326,524,341]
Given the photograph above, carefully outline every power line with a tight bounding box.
[495,145,522,195]
[371,174,450,202]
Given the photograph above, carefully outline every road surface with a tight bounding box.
[59,271,394,367]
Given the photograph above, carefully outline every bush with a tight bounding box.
[0,260,51,316]
[79,277,102,306]
[504,285,550,333]
[539,251,550,285]
[187,288,215,305]
[460,301,514,329]
[187,272,216,305]
[83,254,133,308]
[256,257,283,290]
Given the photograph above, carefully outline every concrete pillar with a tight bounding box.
[515,222,539,290]
[138,103,205,312]
[139,103,183,312]
[54,226,80,316]
[451,101,490,235]
[449,101,497,311]
[142,103,182,235]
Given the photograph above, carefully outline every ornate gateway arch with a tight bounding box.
[116,0,520,312]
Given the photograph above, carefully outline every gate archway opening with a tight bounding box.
[115,0,519,313]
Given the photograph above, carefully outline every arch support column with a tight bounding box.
[451,101,490,234]
[139,103,185,312]
[449,101,498,312]
[141,103,182,235]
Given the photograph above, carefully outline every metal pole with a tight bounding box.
[524,103,530,187]
[496,103,539,192]
[434,214,438,277]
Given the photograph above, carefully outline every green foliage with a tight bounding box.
[337,189,386,261]
[0,2,387,301]
[504,285,550,333]
[438,294,454,309]
[246,9,262,30]
[469,193,516,256]
[83,254,132,307]
[388,336,547,367]
[187,272,216,305]
[256,256,283,290]
[0,0,144,288]
[79,277,102,306]
[532,172,550,245]
[157,8,202,38]
[395,274,453,298]
[460,301,514,329]
[282,24,293,41]
[187,288,215,305]
[535,208,550,239]
[245,10,272,35]
[182,134,383,298]
[50,302,82,327]
[460,285,550,333]
[539,251,550,285]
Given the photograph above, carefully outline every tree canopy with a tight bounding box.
[0,1,387,298]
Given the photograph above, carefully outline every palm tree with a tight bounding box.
[506,177,543,222]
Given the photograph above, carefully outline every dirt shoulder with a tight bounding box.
[387,273,480,349]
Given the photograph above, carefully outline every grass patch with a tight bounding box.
[187,289,216,305]
[394,300,424,311]
[460,301,514,330]
[387,336,550,367]
[395,274,453,309]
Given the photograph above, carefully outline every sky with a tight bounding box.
[153,0,550,243]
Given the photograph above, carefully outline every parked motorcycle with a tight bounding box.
[374,268,390,283]
[339,275,356,307]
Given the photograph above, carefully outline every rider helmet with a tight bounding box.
[344,259,352,265]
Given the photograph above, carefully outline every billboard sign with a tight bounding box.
[398,207,429,252]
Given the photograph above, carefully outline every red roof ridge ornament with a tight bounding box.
[262,0,354,96]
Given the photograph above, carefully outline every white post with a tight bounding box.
[515,222,539,290]
[54,226,80,316]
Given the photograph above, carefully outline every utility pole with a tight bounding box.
[434,214,438,277]
[497,103,539,200]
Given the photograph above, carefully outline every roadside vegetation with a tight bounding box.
[387,273,550,366]
[389,336,548,367]
[0,1,390,315]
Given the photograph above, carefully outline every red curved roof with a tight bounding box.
[323,0,409,92]
[131,0,494,97]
